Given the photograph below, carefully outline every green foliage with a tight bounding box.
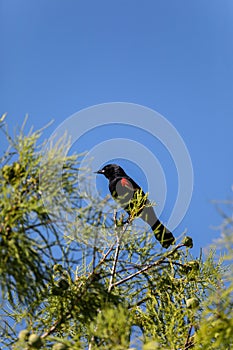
[89,305,131,349]
[182,236,193,248]
[0,116,233,349]
[195,200,233,349]
[0,118,83,305]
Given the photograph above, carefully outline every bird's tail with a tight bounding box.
[152,220,175,249]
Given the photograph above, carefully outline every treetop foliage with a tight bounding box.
[0,116,232,349]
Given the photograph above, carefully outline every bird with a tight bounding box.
[95,164,175,248]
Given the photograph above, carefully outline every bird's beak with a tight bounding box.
[94,169,104,174]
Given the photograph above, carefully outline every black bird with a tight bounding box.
[95,164,175,248]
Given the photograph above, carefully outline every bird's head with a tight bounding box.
[95,164,126,180]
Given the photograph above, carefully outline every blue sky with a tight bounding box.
[1,0,233,256]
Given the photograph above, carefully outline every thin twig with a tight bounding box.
[41,313,71,338]
[108,234,120,292]
[93,217,129,271]
[111,243,185,288]
[183,324,194,349]
[96,240,117,268]
[88,336,94,350]
[108,220,131,292]
[113,209,117,229]
[128,296,151,309]
[92,230,99,272]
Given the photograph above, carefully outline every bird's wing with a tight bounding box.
[110,176,147,213]
[120,177,135,191]
[109,177,135,198]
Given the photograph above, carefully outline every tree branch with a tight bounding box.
[111,243,185,288]
[108,219,131,292]
[183,324,194,349]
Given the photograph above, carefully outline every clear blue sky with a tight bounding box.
[1,0,233,256]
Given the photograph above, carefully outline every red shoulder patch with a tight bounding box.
[121,178,134,189]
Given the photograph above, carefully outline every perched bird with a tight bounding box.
[95,164,175,248]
